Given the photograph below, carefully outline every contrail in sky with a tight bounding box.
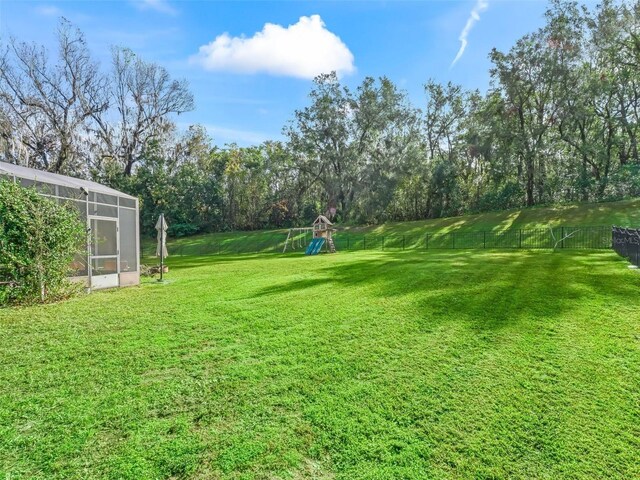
[451,0,489,67]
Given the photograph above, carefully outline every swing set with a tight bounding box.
[282,227,313,253]
[283,216,337,255]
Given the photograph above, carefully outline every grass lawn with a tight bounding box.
[1,250,639,479]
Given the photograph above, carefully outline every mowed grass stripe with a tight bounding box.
[0,250,639,479]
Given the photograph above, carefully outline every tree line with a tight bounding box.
[1,0,639,236]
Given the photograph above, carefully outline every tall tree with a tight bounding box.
[422,81,475,216]
[285,73,354,218]
[286,73,421,221]
[91,47,194,176]
[490,20,570,206]
[350,76,422,222]
[0,19,108,173]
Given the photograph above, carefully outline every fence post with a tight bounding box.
[382,236,385,251]
[561,227,565,249]
[519,229,522,249]
[347,236,350,250]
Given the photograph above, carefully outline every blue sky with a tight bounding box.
[0,0,561,146]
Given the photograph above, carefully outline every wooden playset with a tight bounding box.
[283,215,336,255]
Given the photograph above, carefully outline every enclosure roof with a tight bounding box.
[313,215,333,225]
[0,161,136,200]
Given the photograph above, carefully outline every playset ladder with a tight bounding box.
[327,237,336,253]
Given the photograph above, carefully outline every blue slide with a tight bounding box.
[304,238,318,255]
[305,238,325,255]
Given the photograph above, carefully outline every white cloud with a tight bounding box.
[34,5,62,16]
[451,0,489,67]
[134,0,177,15]
[190,15,355,79]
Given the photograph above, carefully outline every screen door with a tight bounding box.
[90,217,119,289]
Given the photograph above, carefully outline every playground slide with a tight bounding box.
[305,239,318,255]
[305,238,325,255]
[312,238,325,254]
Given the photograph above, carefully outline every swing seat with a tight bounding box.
[283,228,311,253]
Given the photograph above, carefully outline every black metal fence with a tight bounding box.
[333,226,611,251]
[143,225,614,259]
[612,226,640,267]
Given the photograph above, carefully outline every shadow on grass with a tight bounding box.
[159,253,303,271]
[251,250,639,332]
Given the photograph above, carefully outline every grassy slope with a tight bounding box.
[147,198,640,256]
[344,197,640,234]
[1,250,639,479]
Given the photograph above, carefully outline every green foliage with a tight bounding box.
[475,182,525,212]
[4,0,640,238]
[114,0,640,236]
[0,180,84,304]
[114,129,226,235]
[285,73,421,223]
[1,250,639,478]
[167,223,200,238]
[606,164,640,200]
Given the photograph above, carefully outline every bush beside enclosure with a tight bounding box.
[0,181,85,305]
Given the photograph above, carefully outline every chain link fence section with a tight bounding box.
[612,226,640,267]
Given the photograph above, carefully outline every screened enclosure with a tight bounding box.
[0,162,139,290]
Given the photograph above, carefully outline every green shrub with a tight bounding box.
[0,180,85,305]
[168,223,200,238]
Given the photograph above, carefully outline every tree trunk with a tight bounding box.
[526,154,535,207]
[581,153,590,202]
[124,159,134,176]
